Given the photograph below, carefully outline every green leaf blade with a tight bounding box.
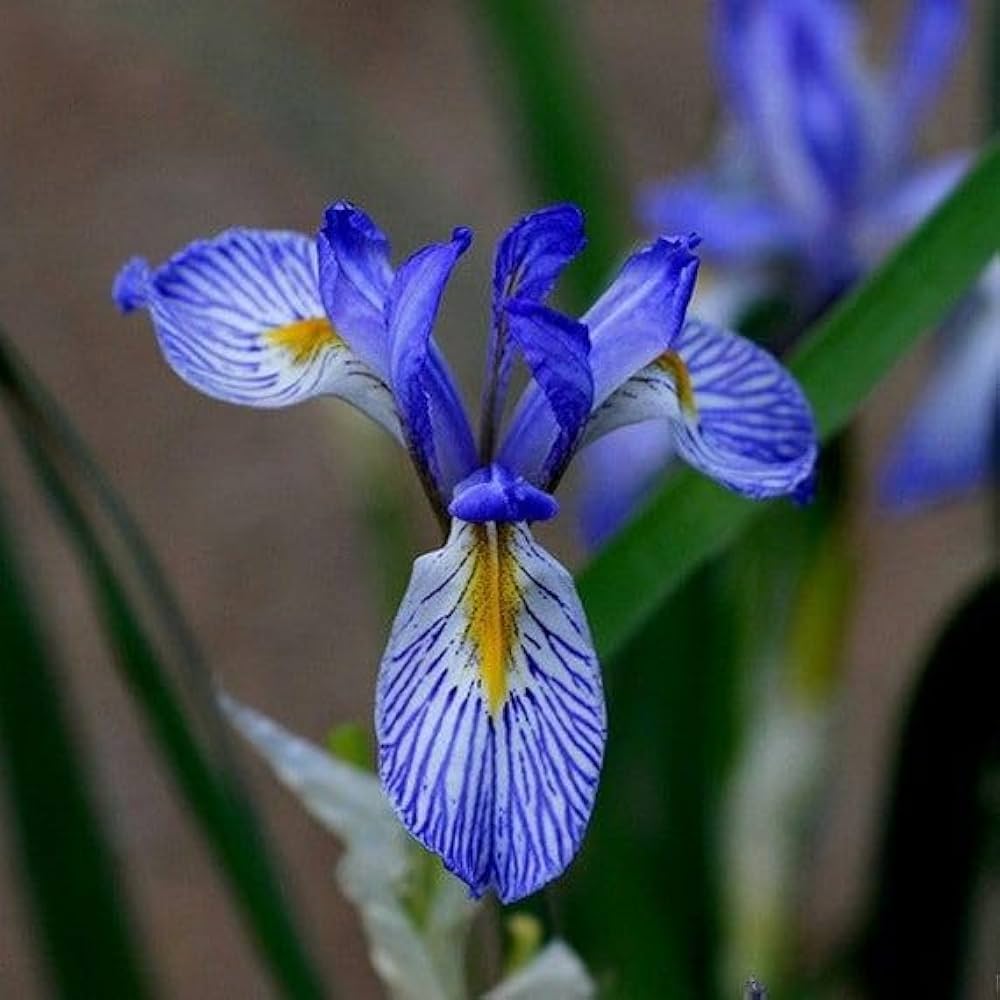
[0,493,155,1000]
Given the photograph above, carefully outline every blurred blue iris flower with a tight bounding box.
[643,0,969,298]
[582,0,987,537]
[114,202,816,901]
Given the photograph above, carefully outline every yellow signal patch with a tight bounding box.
[267,317,341,365]
[656,349,698,416]
[467,523,519,715]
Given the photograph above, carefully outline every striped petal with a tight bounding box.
[388,229,478,499]
[715,0,871,225]
[376,519,605,903]
[584,319,817,500]
[481,205,587,453]
[112,229,401,438]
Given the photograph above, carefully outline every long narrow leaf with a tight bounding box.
[0,490,154,999]
[0,330,231,763]
[579,140,1000,660]
[0,340,331,1000]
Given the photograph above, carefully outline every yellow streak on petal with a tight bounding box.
[267,317,341,365]
[467,523,519,715]
[656,349,698,417]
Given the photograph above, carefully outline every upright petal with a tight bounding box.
[481,205,587,455]
[584,236,701,404]
[888,0,967,152]
[498,236,699,487]
[317,201,395,378]
[584,319,817,500]
[504,301,593,484]
[493,204,587,308]
[376,519,606,903]
[388,229,478,499]
[112,229,401,437]
[715,0,872,229]
[881,267,1000,509]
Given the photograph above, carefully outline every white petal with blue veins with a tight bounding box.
[376,519,605,903]
[584,319,817,500]
[116,228,401,439]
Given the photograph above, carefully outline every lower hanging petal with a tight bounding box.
[584,319,817,500]
[113,228,401,439]
[376,519,606,904]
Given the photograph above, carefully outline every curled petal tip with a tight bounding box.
[584,320,818,500]
[322,199,379,238]
[544,200,584,219]
[451,225,474,251]
[112,256,151,313]
[652,232,702,254]
[792,466,819,505]
[325,198,359,218]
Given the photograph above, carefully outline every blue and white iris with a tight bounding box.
[642,0,969,297]
[614,0,993,520]
[114,201,817,901]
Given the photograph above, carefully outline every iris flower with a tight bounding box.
[582,0,984,534]
[642,0,969,298]
[113,202,817,901]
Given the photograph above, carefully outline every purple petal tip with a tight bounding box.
[792,467,818,505]
[112,257,151,313]
[451,226,473,252]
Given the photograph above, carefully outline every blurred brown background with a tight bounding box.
[0,0,993,995]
